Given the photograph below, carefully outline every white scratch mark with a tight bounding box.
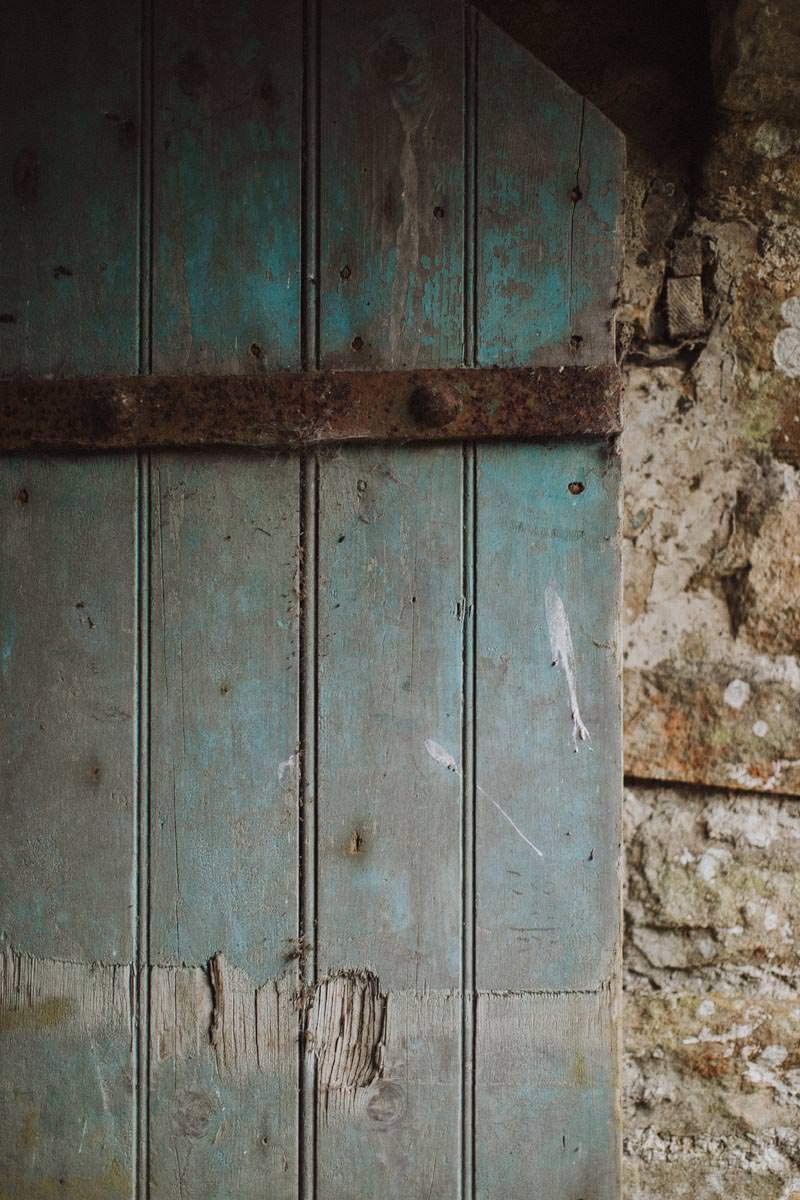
[545,584,590,752]
[424,739,458,773]
[278,752,298,781]
[78,1117,88,1155]
[91,1044,112,1116]
[424,740,543,857]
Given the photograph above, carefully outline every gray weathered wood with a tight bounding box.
[147,454,301,1198]
[0,457,137,1195]
[313,444,464,1195]
[319,0,465,369]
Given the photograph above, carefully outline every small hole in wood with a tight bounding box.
[351,335,364,352]
[340,264,352,280]
[568,481,585,495]
[433,205,445,220]
[249,342,263,359]
[15,487,29,505]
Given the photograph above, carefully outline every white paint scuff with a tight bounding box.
[544,584,590,752]
[278,752,298,781]
[424,739,544,857]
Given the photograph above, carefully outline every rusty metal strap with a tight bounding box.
[0,366,621,452]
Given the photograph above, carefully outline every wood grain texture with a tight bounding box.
[0,457,136,1195]
[475,989,619,1199]
[476,15,624,367]
[152,0,302,372]
[319,0,464,368]
[474,441,622,992]
[148,453,300,1198]
[314,444,464,1193]
[0,4,625,1194]
[0,0,139,377]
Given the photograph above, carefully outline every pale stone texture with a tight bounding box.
[615,3,800,1195]
[624,784,800,1198]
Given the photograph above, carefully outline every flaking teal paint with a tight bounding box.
[152,0,303,372]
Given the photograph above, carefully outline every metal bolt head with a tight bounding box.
[409,382,462,429]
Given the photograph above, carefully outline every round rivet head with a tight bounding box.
[409,382,462,429]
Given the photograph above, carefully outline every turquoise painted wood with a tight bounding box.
[474,442,621,1198]
[319,0,465,368]
[0,4,624,1198]
[152,0,303,372]
[315,445,464,1196]
[477,15,623,366]
[147,454,300,1199]
[0,458,137,1199]
[1,4,140,1196]
[0,0,140,377]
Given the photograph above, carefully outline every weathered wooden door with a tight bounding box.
[0,3,623,1197]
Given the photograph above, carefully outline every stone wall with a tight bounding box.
[486,1,800,1194]
[619,4,800,1194]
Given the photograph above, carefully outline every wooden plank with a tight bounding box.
[0,365,623,452]
[147,453,300,1198]
[0,0,139,377]
[152,0,302,372]
[319,0,464,368]
[314,444,464,1197]
[474,441,621,989]
[569,101,626,364]
[149,8,305,1189]
[475,990,619,1199]
[0,456,137,1196]
[472,441,621,1194]
[476,16,623,367]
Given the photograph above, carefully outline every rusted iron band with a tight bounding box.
[0,366,621,452]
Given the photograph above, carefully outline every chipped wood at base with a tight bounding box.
[0,366,622,451]
[475,988,619,1198]
[0,946,131,1034]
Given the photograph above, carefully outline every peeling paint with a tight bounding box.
[304,970,386,1109]
[545,583,590,751]
[0,945,131,1034]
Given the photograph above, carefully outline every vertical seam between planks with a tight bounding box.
[134,2,154,1194]
[133,453,151,1200]
[567,97,586,338]
[301,0,321,371]
[299,3,321,1189]
[460,444,477,1200]
[462,11,478,1198]
[298,454,319,1200]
